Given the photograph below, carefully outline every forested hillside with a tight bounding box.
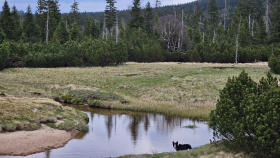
[0,0,280,70]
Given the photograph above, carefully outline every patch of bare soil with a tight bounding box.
[0,125,77,156]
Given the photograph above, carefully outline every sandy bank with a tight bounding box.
[0,125,77,156]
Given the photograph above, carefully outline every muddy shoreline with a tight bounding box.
[0,125,78,156]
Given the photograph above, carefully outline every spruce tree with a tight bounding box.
[208,0,218,28]
[53,18,68,44]
[70,0,79,24]
[35,0,61,42]
[207,0,219,43]
[11,5,21,41]
[129,0,143,28]
[272,0,280,42]
[84,17,92,38]
[23,5,39,42]
[144,1,153,33]
[0,0,13,40]
[70,20,80,40]
[105,0,117,34]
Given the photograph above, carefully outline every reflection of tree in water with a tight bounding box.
[144,115,150,132]
[105,115,113,140]
[129,115,143,145]
[66,105,209,146]
[45,150,51,158]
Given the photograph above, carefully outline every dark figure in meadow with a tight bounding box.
[172,141,192,151]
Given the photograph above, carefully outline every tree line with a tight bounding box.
[0,0,280,71]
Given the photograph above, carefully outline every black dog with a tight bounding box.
[172,141,192,151]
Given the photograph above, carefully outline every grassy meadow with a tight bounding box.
[0,62,275,120]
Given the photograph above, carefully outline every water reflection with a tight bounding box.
[1,105,213,158]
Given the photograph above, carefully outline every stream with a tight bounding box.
[3,105,214,158]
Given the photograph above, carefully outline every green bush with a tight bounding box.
[268,54,280,74]
[89,100,102,107]
[209,71,280,157]
[0,41,10,70]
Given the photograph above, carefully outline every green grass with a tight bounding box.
[0,62,276,120]
[118,141,252,158]
[183,125,198,129]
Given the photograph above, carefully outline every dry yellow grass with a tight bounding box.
[0,62,276,120]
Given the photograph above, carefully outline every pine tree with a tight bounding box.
[23,5,38,42]
[129,0,143,28]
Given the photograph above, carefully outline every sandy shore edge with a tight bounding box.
[0,124,78,156]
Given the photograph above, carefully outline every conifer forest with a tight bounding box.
[0,0,280,71]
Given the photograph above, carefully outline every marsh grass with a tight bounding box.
[0,62,274,120]
[184,125,198,129]
[0,96,89,133]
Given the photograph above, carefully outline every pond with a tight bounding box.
[2,105,214,158]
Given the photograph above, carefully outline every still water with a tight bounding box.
[3,105,213,158]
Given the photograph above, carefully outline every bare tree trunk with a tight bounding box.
[116,12,118,44]
[235,33,238,64]
[235,16,241,64]
[46,0,50,43]
[265,0,270,36]
[106,28,108,41]
[252,19,254,37]
[224,0,227,30]
[102,16,105,39]
[249,14,251,31]
[202,32,204,43]
[213,29,216,43]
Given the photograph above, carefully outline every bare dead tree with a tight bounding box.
[46,0,50,43]
[224,0,227,30]
[157,15,185,52]
[102,14,105,39]
[235,15,241,64]
[265,0,271,36]
[116,11,118,43]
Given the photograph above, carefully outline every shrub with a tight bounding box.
[88,100,102,107]
[209,71,280,157]
[268,53,280,74]
[0,41,10,70]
